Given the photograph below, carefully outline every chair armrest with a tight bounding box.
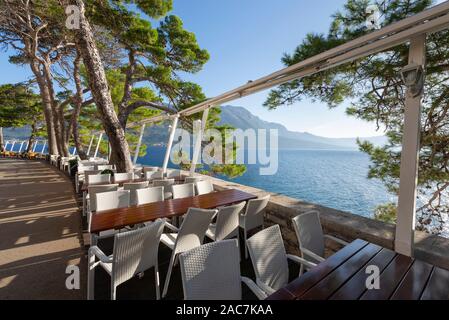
[300,248,326,263]
[324,234,349,246]
[241,277,268,300]
[287,254,317,269]
[88,246,113,263]
[164,221,179,232]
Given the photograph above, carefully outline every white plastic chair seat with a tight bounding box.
[164,191,173,199]
[160,233,177,249]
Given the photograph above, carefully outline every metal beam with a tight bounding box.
[133,124,146,165]
[41,140,47,154]
[72,146,77,156]
[32,140,38,152]
[94,133,103,159]
[395,35,427,257]
[190,108,209,175]
[18,141,25,152]
[162,116,179,174]
[4,140,9,151]
[86,135,95,156]
[10,141,16,152]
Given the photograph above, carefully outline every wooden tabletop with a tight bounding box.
[80,177,184,192]
[90,189,257,233]
[267,239,449,300]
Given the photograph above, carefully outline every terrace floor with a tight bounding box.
[0,158,297,300]
[0,158,86,299]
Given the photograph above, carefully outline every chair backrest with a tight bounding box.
[88,184,119,212]
[78,165,95,174]
[195,180,214,195]
[214,202,246,241]
[173,208,216,254]
[246,224,289,292]
[166,169,180,178]
[136,186,165,205]
[87,173,111,185]
[112,219,165,287]
[145,171,164,180]
[96,164,114,171]
[172,183,195,199]
[292,211,325,261]
[114,172,134,183]
[95,190,130,212]
[184,176,203,184]
[84,170,102,183]
[143,166,158,173]
[242,195,270,230]
[179,239,242,300]
[152,178,175,188]
[123,181,150,206]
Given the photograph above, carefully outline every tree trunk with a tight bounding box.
[0,127,4,152]
[30,62,58,156]
[42,62,69,157]
[26,123,37,153]
[71,51,88,160]
[71,0,133,172]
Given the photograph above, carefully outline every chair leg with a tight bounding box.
[111,283,116,300]
[155,265,160,300]
[244,229,248,259]
[87,250,95,300]
[162,253,176,298]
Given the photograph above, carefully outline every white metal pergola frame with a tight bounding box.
[86,2,449,256]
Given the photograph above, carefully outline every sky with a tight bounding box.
[0,0,413,138]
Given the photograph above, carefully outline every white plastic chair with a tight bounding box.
[145,171,164,181]
[246,224,316,297]
[88,219,165,300]
[143,166,158,173]
[179,239,266,300]
[160,208,217,298]
[95,190,130,212]
[114,172,134,183]
[292,210,349,265]
[96,164,114,171]
[184,176,203,184]
[195,180,214,195]
[123,181,150,206]
[172,183,195,199]
[75,165,95,193]
[166,169,181,179]
[86,184,119,222]
[136,186,165,205]
[87,173,111,185]
[206,202,245,242]
[239,195,270,258]
[152,179,175,199]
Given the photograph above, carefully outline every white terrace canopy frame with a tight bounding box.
[90,1,449,257]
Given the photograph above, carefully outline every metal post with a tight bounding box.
[72,146,77,156]
[41,140,47,154]
[395,35,426,257]
[162,116,179,174]
[133,124,146,165]
[94,133,103,159]
[10,141,16,152]
[19,141,25,152]
[86,135,95,156]
[4,140,9,151]
[190,108,209,175]
[32,140,38,152]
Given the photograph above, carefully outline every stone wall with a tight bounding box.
[196,173,449,270]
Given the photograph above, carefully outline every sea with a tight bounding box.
[137,146,396,218]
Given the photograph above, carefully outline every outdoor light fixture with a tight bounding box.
[400,63,425,97]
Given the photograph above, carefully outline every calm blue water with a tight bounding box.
[137,146,396,218]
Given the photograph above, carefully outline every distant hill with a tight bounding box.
[3,105,388,150]
[218,105,388,150]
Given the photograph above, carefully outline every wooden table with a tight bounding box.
[90,189,257,233]
[80,177,184,192]
[267,239,449,300]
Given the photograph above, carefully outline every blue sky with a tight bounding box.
[0,0,395,138]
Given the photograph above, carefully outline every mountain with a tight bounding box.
[217,105,388,150]
[3,106,388,150]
